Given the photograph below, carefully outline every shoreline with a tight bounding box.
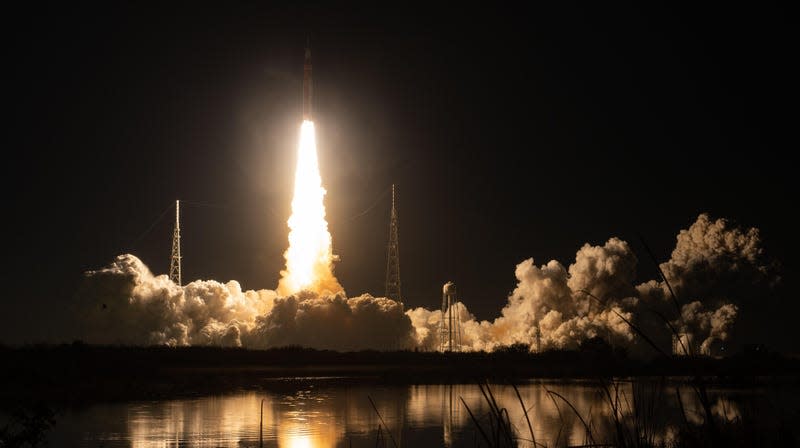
[2,344,798,406]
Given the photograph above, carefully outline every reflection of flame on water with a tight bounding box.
[127,393,275,448]
[277,389,339,448]
[115,382,754,447]
[125,392,342,448]
[280,423,335,448]
[286,433,312,448]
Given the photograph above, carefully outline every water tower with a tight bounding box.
[439,281,462,352]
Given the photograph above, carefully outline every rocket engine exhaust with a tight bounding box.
[276,42,342,297]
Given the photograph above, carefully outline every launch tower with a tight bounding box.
[385,185,402,302]
[169,200,182,286]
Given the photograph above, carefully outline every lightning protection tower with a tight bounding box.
[169,200,182,286]
[439,281,462,352]
[385,184,402,302]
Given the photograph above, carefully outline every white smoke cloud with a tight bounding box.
[77,254,275,346]
[674,301,738,355]
[657,213,774,301]
[406,243,637,353]
[77,214,775,355]
[636,214,775,355]
[250,291,415,351]
[77,254,413,350]
[568,237,639,300]
[405,214,773,356]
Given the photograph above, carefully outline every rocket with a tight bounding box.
[303,40,313,120]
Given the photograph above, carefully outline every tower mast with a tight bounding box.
[169,200,182,286]
[385,185,402,302]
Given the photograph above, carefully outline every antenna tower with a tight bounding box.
[385,184,402,302]
[169,199,182,286]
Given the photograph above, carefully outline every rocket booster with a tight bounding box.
[303,42,312,120]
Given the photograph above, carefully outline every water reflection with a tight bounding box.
[275,388,339,448]
[126,394,271,447]
[49,379,796,447]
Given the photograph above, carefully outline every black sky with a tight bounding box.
[5,2,795,349]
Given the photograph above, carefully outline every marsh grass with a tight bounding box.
[455,376,795,447]
[460,383,520,447]
[450,239,797,447]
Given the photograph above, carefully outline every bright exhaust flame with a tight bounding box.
[277,120,343,296]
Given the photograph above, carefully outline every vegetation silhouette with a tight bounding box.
[0,342,796,405]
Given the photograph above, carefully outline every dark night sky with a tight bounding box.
[4,3,795,349]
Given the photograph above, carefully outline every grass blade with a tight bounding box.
[547,390,596,445]
[460,396,493,447]
[368,396,399,448]
[512,383,537,447]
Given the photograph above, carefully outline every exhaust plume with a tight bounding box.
[277,120,343,296]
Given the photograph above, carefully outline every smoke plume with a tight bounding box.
[77,214,775,355]
[77,255,274,346]
[407,239,638,352]
[77,255,412,349]
[406,214,775,355]
[252,292,414,350]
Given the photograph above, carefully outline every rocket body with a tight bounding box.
[303,44,312,120]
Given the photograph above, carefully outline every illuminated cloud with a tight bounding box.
[78,254,275,346]
[78,255,412,350]
[78,214,775,355]
[406,214,775,355]
[251,291,415,350]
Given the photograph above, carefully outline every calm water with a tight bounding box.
[40,378,795,447]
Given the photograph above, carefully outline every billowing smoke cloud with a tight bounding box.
[77,255,275,346]
[407,239,638,352]
[406,214,775,355]
[77,255,413,350]
[251,292,414,350]
[660,213,773,299]
[77,214,775,355]
[635,214,774,355]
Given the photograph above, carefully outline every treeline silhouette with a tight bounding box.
[1,340,797,405]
